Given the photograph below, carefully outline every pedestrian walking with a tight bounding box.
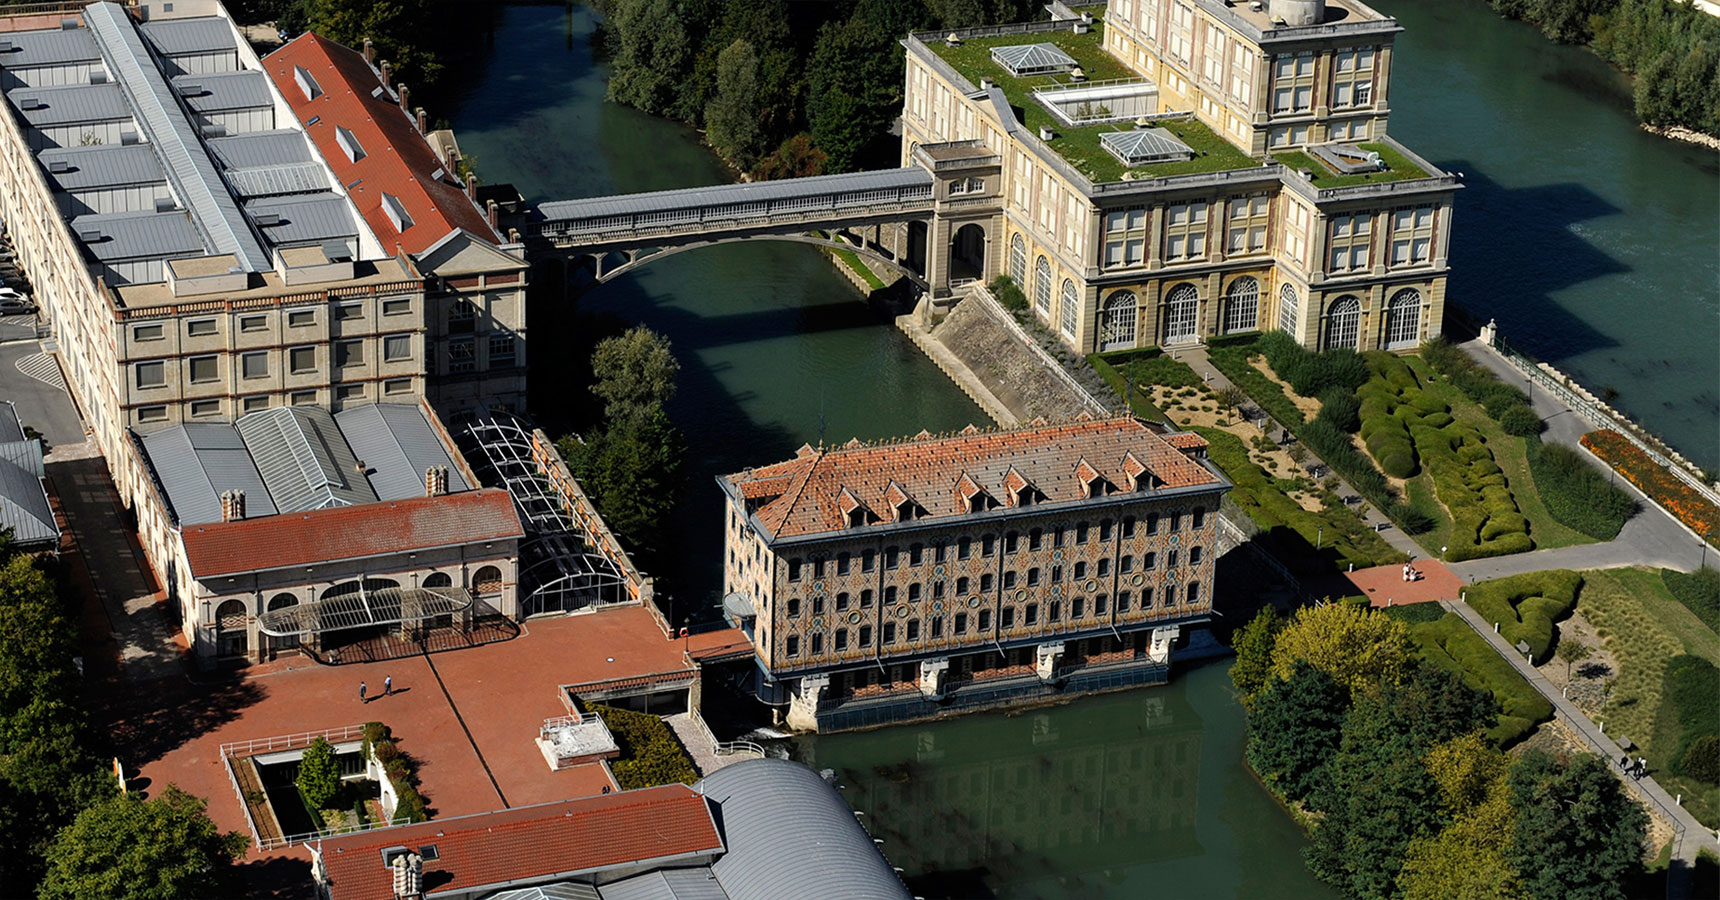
[359,681,368,704]
[1638,757,1648,778]
[1619,754,1630,770]
[384,675,393,696]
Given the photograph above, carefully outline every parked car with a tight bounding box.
[0,297,36,316]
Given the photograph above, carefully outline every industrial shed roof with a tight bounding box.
[223,161,327,198]
[245,194,360,247]
[0,28,100,68]
[173,70,273,113]
[8,82,129,126]
[334,403,468,501]
[0,439,56,549]
[205,129,316,168]
[39,144,166,190]
[70,210,205,262]
[138,424,279,525]
[138,15,238,57]
[233,406,376,513]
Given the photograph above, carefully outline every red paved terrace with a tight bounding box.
[262,33,499,255]
[106,607,694,888]
[316,785,722,900]
[724,414,1221,539]
[1343,559,1466,608]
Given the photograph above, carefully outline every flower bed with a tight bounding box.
[1583,430,1720,546]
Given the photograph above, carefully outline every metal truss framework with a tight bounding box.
[463,415,629,616]
[258,585,473,638]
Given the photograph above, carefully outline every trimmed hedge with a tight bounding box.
[360,722,428,824]
[1662,655,1720,784]
[1088,353,1172,421]
[592,704,700,790]
[1526,440,1635,541]
[1420,337,1538,433]
[1409,612,1553,746]
[1663,567,1720,636]
[1464,570,1583,665]
[1316,386,1361,433]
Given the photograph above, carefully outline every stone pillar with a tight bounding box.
[927,216,952,297]
[785,673,830,732]
[1149,626,1180,664]
[918,657,949,699]
[1035,641,1066,683]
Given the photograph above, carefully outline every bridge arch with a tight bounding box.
[579,232,928,288]
[950,223,986,284]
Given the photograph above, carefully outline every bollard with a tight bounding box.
[1677,794,1683,806]
[1495,622,1500,633]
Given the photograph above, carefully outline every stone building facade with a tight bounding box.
[899,0,1458,356]
[720,415,1230,731]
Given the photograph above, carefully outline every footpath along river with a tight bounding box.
[445,2,1713,895]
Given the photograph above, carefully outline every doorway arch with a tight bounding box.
[950,223,986,283]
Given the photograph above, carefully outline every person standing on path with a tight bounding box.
[384,675,392,697]
[359,681,368,704]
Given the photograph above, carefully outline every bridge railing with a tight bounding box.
[534,182,934,243]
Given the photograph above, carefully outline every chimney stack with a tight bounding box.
[397,83,410,113]
[464,172,478,200]
[220,490,246,522]
[362,38,374,65]
[415,106,427,134]
[379,61,391,90]
[425,466,449,498]
[486,199,499,229]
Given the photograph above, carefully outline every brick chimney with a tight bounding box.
[397,83,410,113]
[415,106,427,134]
[362,38,374,65]
[424,466,449,498]
[220,490,246,522]
[464,172,478,201]
[486,199,499,229]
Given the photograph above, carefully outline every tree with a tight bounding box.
[705,40,765,170]
[0,554,79,720]
[300,0,443,91]
[1507,750,1648,900]
[806,18,900,172]
[1269,602,1415,697]
[605,0,695,117]
[590,327,680,422]
[753,133,828,180]
[295,736,341,811]
[1424,731,1509,814]
[1399,772,1520,900]
[1215,384,1249,426]
[37,787,247,900]
[1556,638,1591,680]
[1229,606,1282,708]
[565,405,687,561]
[1246,660,1347,802]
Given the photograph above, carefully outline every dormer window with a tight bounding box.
[381,192,414,232]
[335,126,365,162]
[955,472,988,514]
[1003,466,1033,507]
[293,65,321,101]
[885,481,916,523]
[1121,450,1155,491]
[1075,458,1106,498]
[838,487,869,528]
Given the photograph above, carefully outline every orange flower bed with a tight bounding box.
[1582,430,1720,545]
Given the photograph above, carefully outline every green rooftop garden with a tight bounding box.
[1271,142,1430,188]
[928,27,1261,184]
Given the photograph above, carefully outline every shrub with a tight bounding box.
[1584,430,1720,544]
[1316,387,1361,433]
[296,737,341,811]
[1411,612,1553,746]
[1662,566,1720,635]
[1527,440,1634,541]
[593,704,699,790]
[989,275,1028,312]
[1663,655,1720,782]
[1497,403,1544,436]
[1463,571,1582,665]
[1683,736,1720,786]
[1392,502,1436,535]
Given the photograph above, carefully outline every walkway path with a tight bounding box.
[664,711,759,776]
[1441,597,1714,897]
[1166,345,1425,560]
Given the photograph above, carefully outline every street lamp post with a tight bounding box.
[1317,525,1323,551]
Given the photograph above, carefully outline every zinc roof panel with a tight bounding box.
[9,81,129,126]
[0,27,101,68]
[335,403,469,501]
[173,70,272,112]
[138,424,280,525]
[244,194,361,247]
[205,129,316,168]
[0,442,56,548]
[70,209,206,261]
[234,406,376,513]
[39,144,166,190]
[536,167,933,224]
[600,869,730,900]
[0,402,24,444]
[223,162,328,197]
[138,16,238,57]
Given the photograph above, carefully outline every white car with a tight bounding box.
[0,287,27,301]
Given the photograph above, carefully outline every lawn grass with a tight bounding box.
[1577,567,1720,826]
[1087,352,1173,421]
[1270,142,1430,188]
[832,248,887,290]
[927,28,1259,183]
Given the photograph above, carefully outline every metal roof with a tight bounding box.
[138,16,237,57]
[537,167,933,224]
[0,402,24,444]
[69,209,205,261]
[84,2,269,272]
[39,143,166,190]
[0,28,101,68]
[223,162,328,198]
[0,439,57,549]
[488,883,605,900]
[599,870,730,900]
[335,403,469,501]
[205,129,316,168]
[244,194,360,247]
[990,42,1077,75]
[1100,127,1195,165]
[258,585,472,638]
[138,424,279,525]
[173,70,272,113]
[234,406,378,513]
[698,759,911,900]
[8,82,129,126]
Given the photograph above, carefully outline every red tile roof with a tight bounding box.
[181,489,523,578]
[317,785,723,900]
[262,34,500,255]
[724,416,1226,540]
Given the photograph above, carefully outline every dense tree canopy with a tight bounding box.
[1228,605,1282,709]
[590,327,680,421]
[37,787,247,900]
[1245,660,1346,802]
[1269,602,1415,696]
[1508,751,1648,900]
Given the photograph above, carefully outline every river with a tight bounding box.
[443,2,1713,896]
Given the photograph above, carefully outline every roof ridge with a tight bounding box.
[761,447,823,535]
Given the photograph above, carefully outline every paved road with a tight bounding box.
[1441,597,1714,897]
[0,337,86,448]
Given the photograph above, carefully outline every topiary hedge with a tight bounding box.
[1526,440,1635,541]
[1662,566,1720,636]
[1663,655,1720,785]
[1257,331,1370,397]
[1463,570,1582,665]
[1410,612,1554,746]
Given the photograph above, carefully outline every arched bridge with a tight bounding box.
[522,142,1006,297]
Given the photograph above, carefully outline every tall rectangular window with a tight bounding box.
[1272,51,1315,113]
[1103,207,1148,269]
[1227,194,1270,255]
[1331,47,1376,109]
[1164,202,1208,261]
[1202,25,1224,85]
[1390,205,1435,267]
[1328,213,1373,273]
[1168,2,1193,65]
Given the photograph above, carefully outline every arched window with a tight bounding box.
[1324,295,1361,350]
[1099,291,1137,351]
[1278,282,1300,335]
[1059,279,1079,336]
[1384,287,1422,349]
[1162,283,1199,345]
[1224,276,1259,334]
[1034,256,1052,315]
[266,593,298,650]
[472,566,504,596]
[215,598,248,657]
[423,572,453,589]
[1009,233,1026,284]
